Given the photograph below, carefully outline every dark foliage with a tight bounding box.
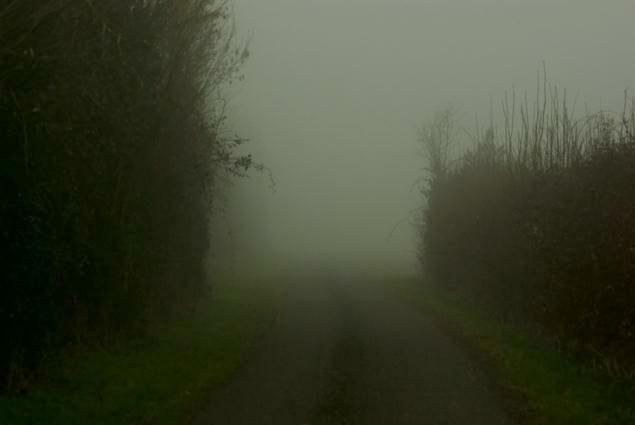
[1,0,250,390]
[420,85,635,376]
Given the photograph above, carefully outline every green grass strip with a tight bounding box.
[0,280,276,425]
[390,277,635,425]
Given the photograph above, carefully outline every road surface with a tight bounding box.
[192,273,515,425]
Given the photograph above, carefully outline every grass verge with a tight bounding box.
[390,276,635,425]
[0,278,276,425]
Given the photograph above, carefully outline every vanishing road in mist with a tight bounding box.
[193,274,514,425]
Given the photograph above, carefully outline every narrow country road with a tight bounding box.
[192,273,515,425]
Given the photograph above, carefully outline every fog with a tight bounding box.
[214,0,635,274]
[5,0,635,419]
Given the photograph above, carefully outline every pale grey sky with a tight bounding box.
[216,0,635,272]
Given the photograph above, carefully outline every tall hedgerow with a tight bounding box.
[420,77,635,375]
[0,0,252,390]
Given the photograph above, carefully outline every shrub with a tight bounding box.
[420,78,635,374]
[0,0,251,390]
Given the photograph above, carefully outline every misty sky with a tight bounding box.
[216,0,635,272]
